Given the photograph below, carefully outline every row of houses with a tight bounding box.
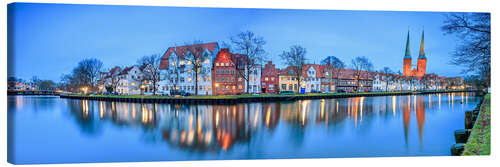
[98,42,464,96]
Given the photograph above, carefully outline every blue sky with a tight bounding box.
[8,3,466,81]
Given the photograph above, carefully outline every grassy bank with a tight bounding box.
[462,94,491,155]
[66,90,470,100]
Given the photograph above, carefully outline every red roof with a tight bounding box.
[335,68,374,80]
[119,66,135,75]
[159,42,218,69]
[302,64,324,78]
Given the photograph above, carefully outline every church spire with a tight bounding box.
[404,30,411,59]
[418,30,426,59]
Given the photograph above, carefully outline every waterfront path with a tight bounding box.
[462,93,491,155]
[59,90,477,104]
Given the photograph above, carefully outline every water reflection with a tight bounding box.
[61,93,476,152]
[8,93,481,163]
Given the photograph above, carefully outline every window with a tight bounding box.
[265,77,268,81]
[271,77,275,81]
[216,63,220,66]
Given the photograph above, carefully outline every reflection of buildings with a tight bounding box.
[65,93,478,152]
[401,95,427,147]
[416,96,425,145]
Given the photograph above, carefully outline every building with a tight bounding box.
[99,65,149,95]
[302,64,323,93]
[99,66,122,93]
[278,66,300,93]
[372,72,399,91]
[335,69,373,92]
[261,61,279,94]
[403,30,427,77]
[320,62,336,93]
[247,64,262,94]
[212,48,245,95]
[116,66,144,95]
[158,42,220,95]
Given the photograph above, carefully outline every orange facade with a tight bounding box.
[212,49,246,95]
[403,30,427,77]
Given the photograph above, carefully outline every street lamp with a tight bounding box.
[140,84,146,95]
[81,87,88,95]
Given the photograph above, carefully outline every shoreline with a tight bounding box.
[462,94,491,155]
[57,90,478,104]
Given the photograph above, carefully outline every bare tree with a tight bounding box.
[163,63,185,93]
[70,58,103,92]
[381,67,394,91]
[229,31,266,93]
[442,13,490,89]
[137,54,162,95]
[351,56,373,91]
[280,45,307,93]
[322,56,345,89]
[108,71,124,93]
[182,41,210,95]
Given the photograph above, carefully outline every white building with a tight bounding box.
[116,66,144,95]
[246,65,262,94]
[158,42,220,95]
[302,64,322,93]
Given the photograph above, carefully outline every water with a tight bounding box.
[8,93,480,164]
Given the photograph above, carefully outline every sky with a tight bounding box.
[8,3,469,81]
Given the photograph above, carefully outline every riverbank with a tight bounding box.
[462,94,491,155]
[59,90,476,104]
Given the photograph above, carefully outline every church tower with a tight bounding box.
[416,30,427,77]
[403,31,412,76]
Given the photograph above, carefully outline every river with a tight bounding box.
[7,92,480,164]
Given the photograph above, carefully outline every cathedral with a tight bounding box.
[403,30,427,77]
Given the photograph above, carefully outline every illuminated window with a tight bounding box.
[216,63,220,66]
[188,77,192,82]
[188,69,192,73]
[265,77,268,81]
[180,61,185,65]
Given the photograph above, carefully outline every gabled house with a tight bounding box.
[158,42,220,95]
[261,61,279,94]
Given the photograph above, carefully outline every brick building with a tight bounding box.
[261,61,279,93]
[212,48,246,95]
